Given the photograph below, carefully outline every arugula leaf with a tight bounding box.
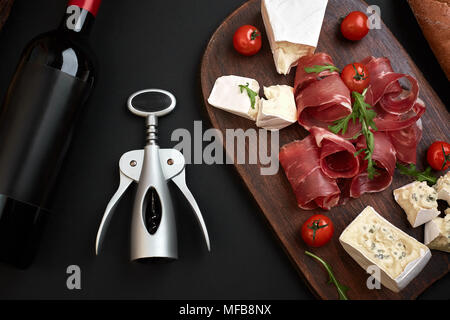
[239,83,258,109]
[305,251,349,300]
[329,89,379,179]
[329,113,352,135]
[396,163,438,186]
[304,64,340,74]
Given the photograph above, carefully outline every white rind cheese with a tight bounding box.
[434,171,450,205]
[393,181,440,228]
[340,206,431,293]
[256,85,297,131]
[424,214,450,253]
[207,75,260,121]
[261,0,328,75]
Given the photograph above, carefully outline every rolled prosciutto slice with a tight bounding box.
[310,127,360,179]
[374,98,426,132]
[296,75,352,131]
[338,98,426,142]
[279,136,340,210]
[361,56,402,95]
[294,53,339,94]
[388,119,423,165]
[362,56,419,115]
[350,132,397,198]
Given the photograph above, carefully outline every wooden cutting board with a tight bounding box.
[200,0,449,300]
[0,0,14,31]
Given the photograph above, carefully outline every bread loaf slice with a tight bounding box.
[408,0,450,80]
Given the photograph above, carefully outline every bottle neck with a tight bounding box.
[58,0,101,36]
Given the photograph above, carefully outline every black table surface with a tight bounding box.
[0,0,448,300]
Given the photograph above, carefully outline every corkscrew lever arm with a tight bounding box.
[171,170,211,251]
[158,148,211,252]
[95,171,133,255]
[95,150,144,255]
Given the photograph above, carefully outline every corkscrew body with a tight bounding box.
[95,89,210,261]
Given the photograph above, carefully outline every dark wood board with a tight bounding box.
[200,0,450,300]
[0,0,14,31]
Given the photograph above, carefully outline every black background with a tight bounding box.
[0,0,448,300]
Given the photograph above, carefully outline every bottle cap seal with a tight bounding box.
[68,0,101,17]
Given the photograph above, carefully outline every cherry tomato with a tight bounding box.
[233,25,262,56]
[341,63,370,93]
[341,11,369,41]
[301,215,334,248]
[427,141,450,171]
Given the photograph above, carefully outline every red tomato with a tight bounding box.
[233,25,262,56]
[427,141,450,171]
[301,215,334,248]
[341,11,369,41]
[341,63,370,93]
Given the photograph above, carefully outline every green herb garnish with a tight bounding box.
[305,251,349,300]
[396,163,437,186]
[250,30,261,40]
[329,89,378,179]
[352,63,368,81]
[304,64,340,74]
[308,220,329,242]
[239,83,258,109]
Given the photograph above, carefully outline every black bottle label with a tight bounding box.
[0,61,91,207]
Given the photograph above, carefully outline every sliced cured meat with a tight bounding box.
[336,98,426,141]
[294,53,339,94]
[310,127,360,179]
[362,57,419,115]
[361,132,397,177]
[378,77,419,115]
[336,178,352,206]
[350,132,397,198]
[361,56,402,95]
[282,54,426,209]
[388,119,423,165]
[350,169,393,199]
[296,75,352,131]
[279,136,340,210]
[373,98,426,131]
[299,168,341,210]
[279,136,320,186]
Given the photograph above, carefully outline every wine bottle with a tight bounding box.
[0,0,102,269]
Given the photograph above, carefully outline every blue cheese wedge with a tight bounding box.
[424,214,450,253]
[434,171,450,205]
[393,181,440,228]
[207,75,260,121]
[261,0,328,75]
[340,206,431,293]
[256,85,297,131]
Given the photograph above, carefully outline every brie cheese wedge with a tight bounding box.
[434,171,450,205]
[340,206,431,293]
[207,75,260,121]
[261,0,328,75]
[424,215,450,253]
[393,181,440,228]
[256,85,297,130]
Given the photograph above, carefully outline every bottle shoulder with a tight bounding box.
[22,31,97,82]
